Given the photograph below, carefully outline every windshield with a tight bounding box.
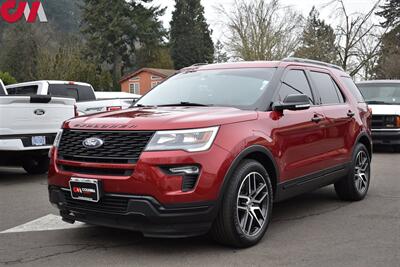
[136,68,276,109]
[358,83,400,104]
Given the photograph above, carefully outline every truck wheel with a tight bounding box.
[334,143,371,201]
[211,160,273,248]
[22,156,49,175]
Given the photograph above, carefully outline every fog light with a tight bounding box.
[169,166,200,175]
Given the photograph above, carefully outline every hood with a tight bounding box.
[369,104,400,116]
[64,106,258,130]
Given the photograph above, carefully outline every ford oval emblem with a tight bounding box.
[34,109,45,116]
[82,137,104,149]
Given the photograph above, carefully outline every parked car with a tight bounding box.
[357,80,400,150]
[48,58,372,248]
[0,79,75,174]
[94,91,141,109]
[6,81,133,115]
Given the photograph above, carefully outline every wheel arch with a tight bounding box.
[217,145,279,205]
[355,132,373,159]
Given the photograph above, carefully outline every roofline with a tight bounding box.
[119,68,176,83]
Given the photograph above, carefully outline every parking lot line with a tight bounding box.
[0,214,89,234]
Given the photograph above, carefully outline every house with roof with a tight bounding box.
[120,68,176,95]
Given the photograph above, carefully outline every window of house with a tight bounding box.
[129,83,140,94]
[129,77,139,82]
[151,75,161,80]
[278,70,314,104]
[310,71,344,104]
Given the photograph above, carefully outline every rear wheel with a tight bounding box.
[334,143,371,201]
[22,156,49,175]
[211,160,273,248]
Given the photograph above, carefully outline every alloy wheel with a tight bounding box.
[354,151,369,194]
[236,172,269,237]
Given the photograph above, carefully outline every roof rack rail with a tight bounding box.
[189,63,208,67]
[282,57,344,71]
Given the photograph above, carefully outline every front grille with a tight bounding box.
[58,130,154,164]
[372,115,398,129]
[62,190,129,214]
[59,165,133,177]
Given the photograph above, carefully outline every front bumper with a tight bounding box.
[371,130,400,145]
[49,186,216,238]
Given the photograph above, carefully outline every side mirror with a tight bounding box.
[273,94,311,112]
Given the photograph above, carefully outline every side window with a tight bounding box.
[6,86,38,95]
[278,70,314,104]
[341,76,365,103]
[310,71,342,104]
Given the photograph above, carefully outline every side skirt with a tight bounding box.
[275,163,350,202]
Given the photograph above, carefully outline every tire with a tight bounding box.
[334,143,371,201]
[22,156,49,175]
[211,159,273,248]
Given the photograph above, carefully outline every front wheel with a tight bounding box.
[334,143,371,201]
[211,160,273,248]
[22,156,49,175]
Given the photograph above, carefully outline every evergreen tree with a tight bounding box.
[214,40,229,63]
[375,0,400,79]
[294,7,338,64]
[376,0,400,27]
[170,0,214,69]
[81,0,166,89]
[0,71,17,85]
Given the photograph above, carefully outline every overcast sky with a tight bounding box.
[152,0,381,41]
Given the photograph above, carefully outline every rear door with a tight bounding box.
[274,68,327,182]
[308,69,356,165]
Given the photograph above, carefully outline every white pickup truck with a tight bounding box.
[0,80,75,174]
[6,81,138,115]
[357,80,400,150]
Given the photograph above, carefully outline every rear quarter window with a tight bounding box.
[341,77,365,103]
[6,85,38,95]
[48,84,95,102]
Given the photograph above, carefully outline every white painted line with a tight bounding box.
[0,214,90,234]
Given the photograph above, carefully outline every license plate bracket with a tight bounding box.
[69,178,102,202]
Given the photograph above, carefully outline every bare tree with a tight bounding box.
[216,0,303,61]
[332,0,386,77]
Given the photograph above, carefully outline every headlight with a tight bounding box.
[53,129,63,148]
[145,126,219,152]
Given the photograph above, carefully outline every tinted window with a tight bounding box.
[332,79,345,103]
[310,72,342,104]
[278,70,314,103]
[48,84,95,102]
[357,83,400,104]
[342,77,365,103]
[136,68,276,109]
[7,86,38,95]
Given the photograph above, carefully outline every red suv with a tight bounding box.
[48,58,372,248]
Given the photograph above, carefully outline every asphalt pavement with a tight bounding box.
[0,149,399,267]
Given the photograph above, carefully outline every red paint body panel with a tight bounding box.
[48,61,372,208]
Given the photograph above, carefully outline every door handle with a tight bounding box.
[311,115,323,123]
[347,110,355,118]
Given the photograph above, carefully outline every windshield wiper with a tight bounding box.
[158,102,211,107]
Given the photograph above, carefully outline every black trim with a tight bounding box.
[30,95,51,103]
[275,163,350,202]
[49,186,216,238]
[354,131,373,158]
[217,145,279,204]
[0,150,49,165]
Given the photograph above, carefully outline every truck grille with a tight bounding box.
[58,130,154,164]
[372,115,398,129]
